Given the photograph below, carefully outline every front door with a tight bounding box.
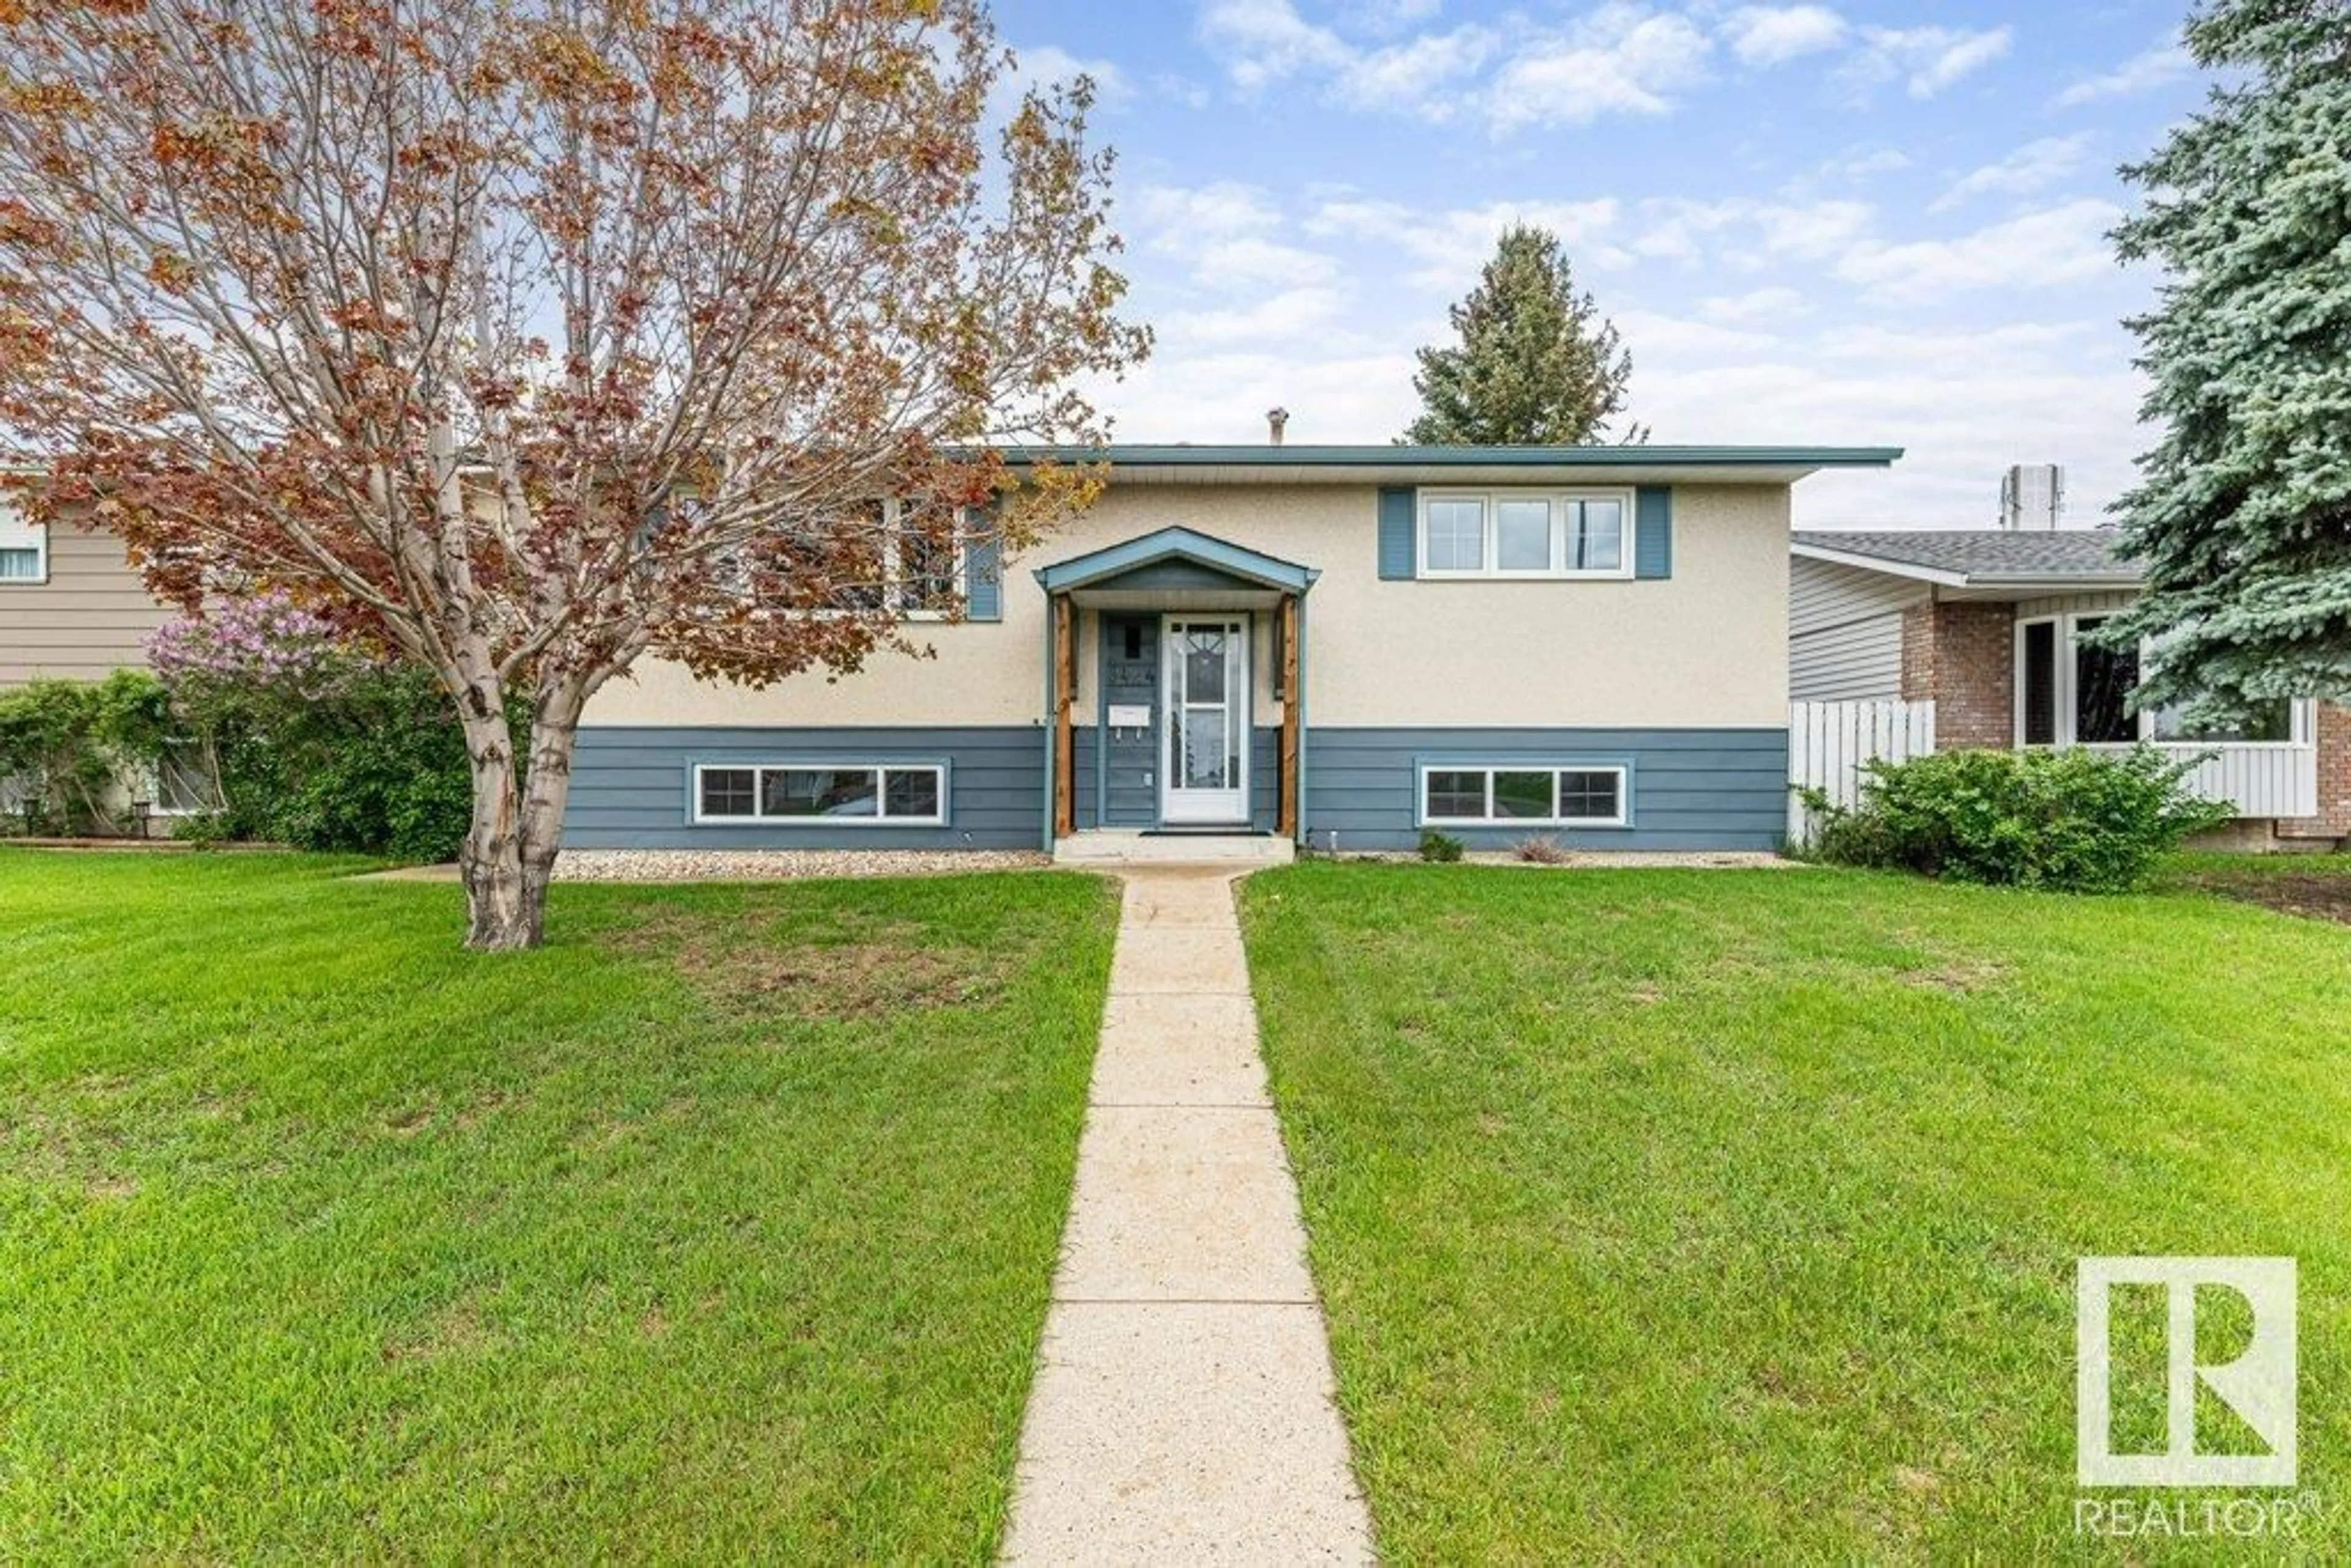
[1100,614,1159,827]
[1162,617,1248,824]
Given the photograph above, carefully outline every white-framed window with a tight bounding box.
[144,743,218,816]
[1418,490,1632,580]
[662,495,970,617]
[1417,763,1628,827]
[821,499,969,617]
[2016,613,2303,748]
[692,762,948,825]
[0,506,45,584]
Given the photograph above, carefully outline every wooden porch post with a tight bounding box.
[1052,595,1076,838]
[1278,592,1300,839]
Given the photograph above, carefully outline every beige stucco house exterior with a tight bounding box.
[571,443,1898,854]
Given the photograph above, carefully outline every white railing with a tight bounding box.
[1788,699,1936,841]
[1790,697,2317,836]
[2083,741,2317,820]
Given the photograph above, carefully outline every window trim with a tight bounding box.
[1417,489,1635,582]
[2013,612,2312,750]
[143,741,217,818]
[689,760,951,827]
[0,512,47,587]
[1413,760,1632,829]
[673,497,975,620]
[880,500,972,621]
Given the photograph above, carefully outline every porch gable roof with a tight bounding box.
[1032,525,1319,596]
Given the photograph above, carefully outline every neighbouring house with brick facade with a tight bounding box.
[1790,526,2351,848]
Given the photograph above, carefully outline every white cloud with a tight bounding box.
[1003,43,1131,108]
[1134,181,1284,242]
[1332,26,1500,115]
[1835,199,2124,301]
[1126,183,1352,349]
[1801,146,1913,188]
[1152,72,1215,110]
[2053,43,2194,108]
[1195,236,1341,289]
[1201,0,1718,132]
[1630,195,1875,269]
[1162,285,1352,347]
[1697,285,1812,325]
[1197,0,1495,121]
[1844,24,2012,99]
[1485,6,1715,130]
[1721,5,1848,68]
[1081,345,1423,448]
[1931,133,2098,212]
[1197,0,1352,91]
[1308,195,1627,287]
[1338,0,1445,34]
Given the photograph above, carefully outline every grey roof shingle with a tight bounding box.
[1791,528,2140,583]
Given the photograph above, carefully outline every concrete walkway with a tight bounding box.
[1001,867,1376,1566]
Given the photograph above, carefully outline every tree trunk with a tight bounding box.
[454,678,585,952]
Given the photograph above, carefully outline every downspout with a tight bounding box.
[1036,579,1056,851]
[1095,609,1109,831]
[1295,581,1312,847]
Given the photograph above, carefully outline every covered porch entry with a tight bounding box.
[1036,527,1316,847]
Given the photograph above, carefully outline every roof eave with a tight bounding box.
[1791,539,2142,592]
[1790,541,1972,586]
[991,444,1903,472]
[1965,572,2144,590]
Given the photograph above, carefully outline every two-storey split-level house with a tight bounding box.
[563,443,1900,856]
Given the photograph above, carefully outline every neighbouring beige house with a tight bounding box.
[0,497,174,688]
[1790,470,2351,849]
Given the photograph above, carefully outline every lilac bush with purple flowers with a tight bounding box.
[147,590,364,700]
[143,593,490,860]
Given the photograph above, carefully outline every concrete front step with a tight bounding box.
[1052,831,1295,867]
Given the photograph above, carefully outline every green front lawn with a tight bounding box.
[0,852,1117,1561]
[1242,861,2351,1562]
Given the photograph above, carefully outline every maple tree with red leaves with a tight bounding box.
[0,0,1146,947]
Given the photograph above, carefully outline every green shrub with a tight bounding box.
[0,671,171,835]
[1803,745,2234,893]
[1419,829,1464,863]
[189,664,491,861]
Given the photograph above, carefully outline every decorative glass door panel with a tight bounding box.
[1162,618,1248,823]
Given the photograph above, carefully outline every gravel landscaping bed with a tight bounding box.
[1318,850,1794,870]
[550,848,1052,882]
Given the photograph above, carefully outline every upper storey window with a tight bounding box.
[1417,491,1632,580]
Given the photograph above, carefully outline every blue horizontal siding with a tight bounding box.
[566,726,1045,850]
[1302,726,1788,852]
[567,723,1789,853]
[1075,726,1278,830]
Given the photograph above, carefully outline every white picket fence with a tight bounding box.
[1787,699,1936,842]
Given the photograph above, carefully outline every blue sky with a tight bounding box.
[991,0,2208,527]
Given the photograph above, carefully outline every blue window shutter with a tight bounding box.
[1378,487,1416,580]
[966,522,1003,621]
[1635,486,1672,580]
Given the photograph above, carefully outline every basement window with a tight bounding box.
[1417,764,1627,827]
[693,763,947,825]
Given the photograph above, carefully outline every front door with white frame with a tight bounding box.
[1161,617,1248,823]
